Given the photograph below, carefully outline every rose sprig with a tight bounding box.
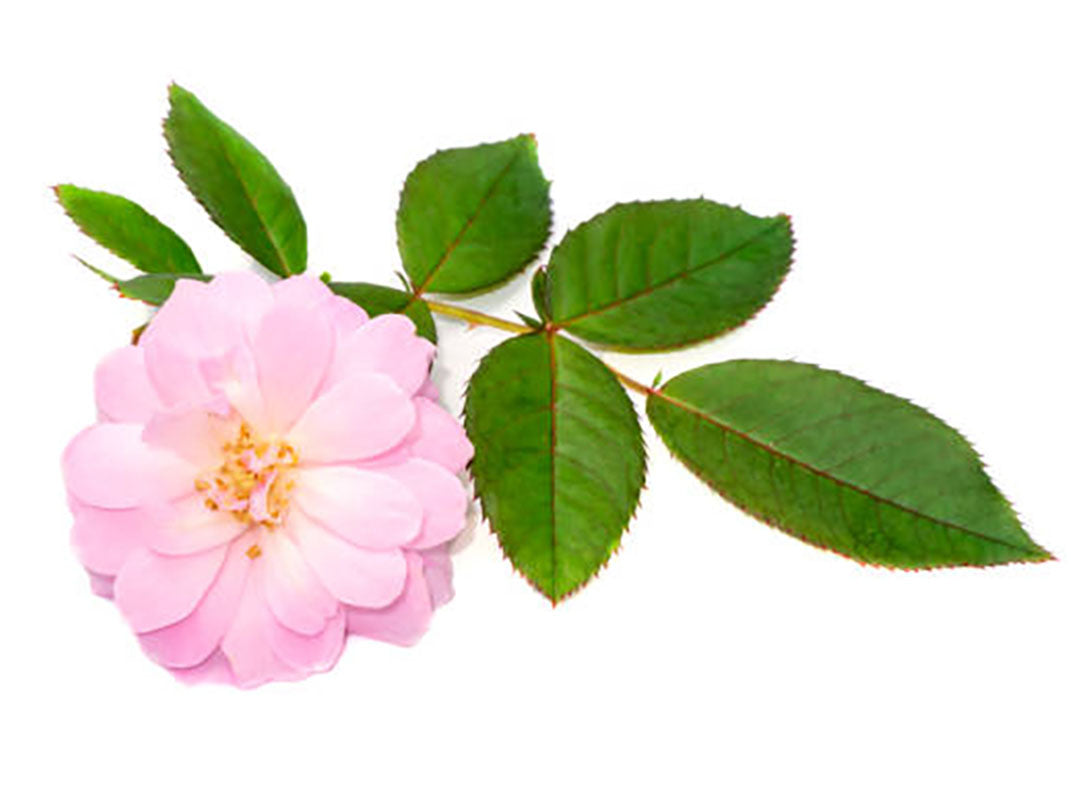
[58,84,1053,604]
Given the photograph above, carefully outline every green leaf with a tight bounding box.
[55,185,202,277]
[465,333,646,602]
[397,135,551,295]
[74,256,208,305]
[329,282,437,343]
[164,83,306,277]
[543,200,793,350]
[646,360,1051,568]
[530,267,550,321]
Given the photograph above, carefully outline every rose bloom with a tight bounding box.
[62,273,472,687]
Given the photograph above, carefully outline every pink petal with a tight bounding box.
[422,546,455,608]
[295,466,422,549]
[288,373,416,463]
[95,346,162,423]
[346,552,435,646]
[330,314,435,396]
[145,495,248,556]
[381,459,468,549]
[261,532,339,635]
[325,294,369,336]
[88,572,115,599]
[63,423,196,509]
[288,510,408,608]
[70,499,153,575]
[142,278,240,355]
[143,338,215,407]
[220,574,299,688]
[169,649,236,686]
[138,541,252,668]
[253,301,334,433]
[206,273,274,337]
[271,274,334,308]
[114,545,228,633]
[142,402,236,468]
[404,398,474,474]
[265,604,346,674]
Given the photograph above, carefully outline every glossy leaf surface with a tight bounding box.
[647,360,1050,567]
[55,185,202,276]
[397,135,551,294]
[465,333,645,601]
[164,84,306,277]
[543,200,792,350]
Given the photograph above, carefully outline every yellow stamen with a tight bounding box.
[195,422,299,530]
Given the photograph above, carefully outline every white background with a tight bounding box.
[2,2,1077,806]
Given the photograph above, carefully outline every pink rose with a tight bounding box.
[62,273,472,687]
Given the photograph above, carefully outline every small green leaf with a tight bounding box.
[74,256,208,305]
[530,267,550,321]
[646,360,1051,568]
[329,282,437,343]
[164,83,306,277]
[397,135,551,295]
[465,333,646,602]
[56,185,202,277]
[544,200,793,350]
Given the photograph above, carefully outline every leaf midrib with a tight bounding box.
[650,387,1034,555]
[412,147,523,296]
[209,122,295,276]
[554,217,788,326]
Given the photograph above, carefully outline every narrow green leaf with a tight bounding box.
[530,267,550,321]
[397,135,551,295]
[74,256,209,305]
[329,281,437,343]
[544,200,793,350]
[164,83,306,277]
[55,185,202,277]
[646,360,1051,568]
[465,333,646,602]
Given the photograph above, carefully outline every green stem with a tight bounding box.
[423,298,657,397]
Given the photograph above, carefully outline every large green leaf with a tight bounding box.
[397,135,551,295]
[164,83,306,277]
[542,200,793,350]
[55,185,202,276]
[328,281,437,343]
[465,333,645,601]
[646,360,1051,568]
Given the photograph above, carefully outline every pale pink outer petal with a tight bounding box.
[114,545,229,633]
[325,294,369,336]
[346,551,436,646]
[220,573,301,687]
[288,374,416,463]
[271,274,334,308]
[205,273,274,337]
[142,401,236,468]
[142,338,215,407]
[380,459,468,549]
[264,605,346,675]
[95,346,162,423]
[288,510,408,608]
[221,565,346,688]
[138,541,252,669]
[421,546,455,608]
[70,500,153,575]
[144,495,248,556]
[417,378,440,401]
[169,649,236,686]
[88,572,115,599]
[294,466,422,549]
[403,398,474,474]
[329,314,435,396]
[253,302,334,433]
[63,423,195,509]
[261,532,339,635]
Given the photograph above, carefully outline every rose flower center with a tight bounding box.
[195,423,299,543]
